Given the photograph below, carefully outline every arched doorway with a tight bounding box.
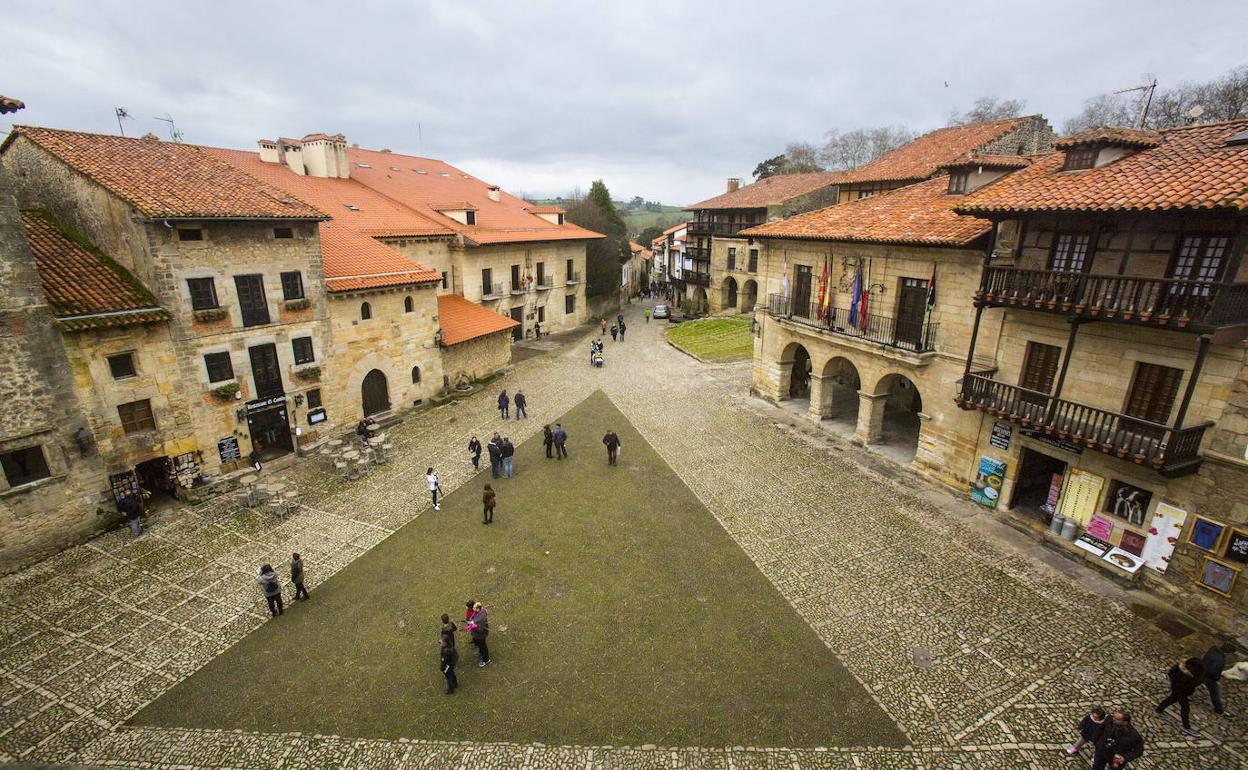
[723,277,738,311]
[874,373,922,461]
[361,369,390,416]
[741,279,758,312]
[820,357,861,432]
[693,286,708,315]
[781,342,812,402]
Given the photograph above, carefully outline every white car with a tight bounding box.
[652,304,671,319]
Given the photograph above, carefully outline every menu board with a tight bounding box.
[217,436,241,463]
[990,422,1012,450]
[1057,468,1104,527]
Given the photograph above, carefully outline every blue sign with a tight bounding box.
[971,456,1007,509]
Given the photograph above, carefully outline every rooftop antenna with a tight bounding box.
[114,107,132,137]
[1114,77,1158,129]
[153,114,183,143]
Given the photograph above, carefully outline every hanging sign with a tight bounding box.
[308,408,327,425]
[971,456,1007,509]
[1021,428,1083,455]
[990,421,1012,450]
[1142,502,1188,574]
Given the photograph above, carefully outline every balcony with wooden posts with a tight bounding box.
[684,271,711,286]
[976,267,1248,342]
[686,246,711,261]
[954,372,1211,477]
[766,293,939,354]
[687,220,764,237]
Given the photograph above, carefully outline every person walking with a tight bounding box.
[610,324,618,342]
[290,552,308,601]
[543,424,554,459]
[617,312,624,328]
[426,467,442,510]
[468,436,482,470]
[600,317,608,335]
[533,320,541,338]
[497,390,510,419]
[602,430,621,466]
[1156,657,1203,736]
[441,613,457,645]
[644,307,651,323]
[440,637,459,694]
[465,599,477,624]
[123,495,143,538]
[469,602,491,667]
[501,438,515,478]
[487,433,502,479]
[514,389,528,420]
[619,320,627,341]
[482,484,496,524]
[1091,709,1144,770]
[256,564,283,617]
[553,423,568,459]
[1066,706,1107,756]
[1201,642,1235,716]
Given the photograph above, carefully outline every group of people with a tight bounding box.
[1153,642,1236,735]
[254,553,308,617]
[467,433,518,479]
[439,600,491,694]
[496,389,527,420]
[599,313,628,342]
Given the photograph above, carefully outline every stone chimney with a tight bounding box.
[726,178,741,193]
[299,133,349,178]
[278,139,305,175]
[487,185,501,203]
[257,139,279,163]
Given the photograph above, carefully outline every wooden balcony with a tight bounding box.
[954,372,1211,477]
[767,293,938,353]
[685,271,711,286]
[685,246,711,261]
[687,220,763,237]
[977,267,1248,342]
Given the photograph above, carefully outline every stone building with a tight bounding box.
[624,241,651,301]
[651,221,687,300]
[954,121,1248,628]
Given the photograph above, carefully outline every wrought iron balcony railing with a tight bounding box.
[766,293,938,353]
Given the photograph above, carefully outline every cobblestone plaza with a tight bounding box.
[0,305,1244,769]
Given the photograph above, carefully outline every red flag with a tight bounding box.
[859,259,870,331]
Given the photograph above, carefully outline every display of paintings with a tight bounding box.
[1188,516,1227,554]
[1225,529,1248,565]
[1118,530,1147,557]
[1198,556,1240,597]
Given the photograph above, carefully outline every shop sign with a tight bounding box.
[1020,428,1083,455]
[1086,514,1114,541]
[989,421,1012,450]
[1141,502,1187,574]
[217,436,241,463]
[971,456,1006,509]
[308,408,327,425]
[1074,532,1111,557]
[246,395,287,412]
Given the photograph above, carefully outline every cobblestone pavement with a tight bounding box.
[0,303,1244,769]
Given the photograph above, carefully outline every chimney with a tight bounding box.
[726,178,741,193]
[487,185,501,203]
[257,139,279,163]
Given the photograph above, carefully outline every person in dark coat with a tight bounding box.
[552,424,568,459]
[487,433,502,479]
[602,430,621,465]
[1091,708,1144,770]
[501,438,515,477]
[1201,642,1235,715]
[542,424,554,459]
[122,495,143,537]
[497,390,509,418]
[290,553,308,600]
[610,324,618,341]
[469,602,491,667]
[256,564,283,617]
[1156,657,1203,734]
[482,484,496,524]
[514,389,528,420]
[1066,706,1107,756]
[616,312,624,327]
[618,320,626,340]
[441,613,457,646]
[468,436,482,470]
[440,637,458,694]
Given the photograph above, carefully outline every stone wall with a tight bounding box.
[441,330,511,383]
[455,241,588,337]
[380,237,455,294]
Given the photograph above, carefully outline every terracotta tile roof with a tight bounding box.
[741,176,992,247]
[437,293,517,346]
[956,120,1248,215]
[661,222,687,236]
[840,117,1036,184]
[940,153,1033,171]
[431,201,479,211]
[688,172,845,210]
[19,209,170,330]
[650,235,665,248]
[4,126,325,220]
[525,205,566,214]
[1054,126,1161,150]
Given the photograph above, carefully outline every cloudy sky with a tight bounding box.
[4,1,1245,205]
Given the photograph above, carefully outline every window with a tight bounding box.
[306,388,322,410]
[536,262,545,285]
[1,446,50,487]
[204,352,234,383]
[1048,233,1091,273]
[360,301,372,320]
[411,365,421,384]
[511,264,521,291]
[1124,362,1184,425]
[234,274,271,326]
[537,305,545,322]
[118,400,155,433]
[947,172,969,195]
[857,189,875,200]
[482,268,493,295]
[727,247,737,271]
[565,294,576,314]
[566,258,574,279]
[748,249,759,273]
[177,228,203,241]
[1063,146,1097,170]
[186,277,218,310]
[404,296,414,313]
[273,227,294,239]
[465,210,476,225]
[557,213,565,225]
[1019,342,1062,408]
[1170,235,1230,284]
[248,343,284,398]
[107,353,136,380]
[292,336,315,365]
[441,271,448,289]
[280,271,304,300]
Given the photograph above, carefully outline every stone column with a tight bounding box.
[807,374,831,421]
[854,391,888,445]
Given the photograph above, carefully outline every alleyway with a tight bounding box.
[0,301,1242,769]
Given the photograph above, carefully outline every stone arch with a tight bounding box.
[779,341,812,402]
[404,296,414,313]
[693,286,708,314]
[361,369,390,416]
[722,276,738,311]
[741,279,758,312]
[411,365,421,384]
[818,356,861,427]
[861,372,923,460]
[360,301,372,320]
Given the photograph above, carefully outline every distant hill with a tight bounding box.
[530,198,688,239]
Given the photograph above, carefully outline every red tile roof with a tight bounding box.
[525,205,566,214]
[1054,126,1161,150]
[20,209,170,330]
[940,153,1034,171]
[741,176,992,247]
[437,293,517,346]
[839,117,1037,184]
[688,172,846,210]
[956,120,1248,215]
[4,127,324,220]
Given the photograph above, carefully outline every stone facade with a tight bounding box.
[457,241,587,338]
[441,330,512,383]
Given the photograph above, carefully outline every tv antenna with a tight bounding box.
[153,114,183,143]
[1114,77,1157,129]
[114,107,133,137]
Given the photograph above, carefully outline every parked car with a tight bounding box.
[652,304,670,319]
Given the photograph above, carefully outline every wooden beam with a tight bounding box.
[1173,334,1211,429]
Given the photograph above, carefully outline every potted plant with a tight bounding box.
[211,382,240,401]
[194,307,227,323]
[284,298,310,312]
[294,365,321,382]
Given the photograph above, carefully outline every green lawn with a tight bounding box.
[665,315,754,361]
[132,391,902,748]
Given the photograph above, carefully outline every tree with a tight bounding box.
[949,96,1026,126]
[782,142,823,173]
[752,154,787,179]
[565,179,629,298]
[1064,66,1248,134]
[637,225,665,247]
[629,195,644,209]
[819,126,915,170]
[1062,93,1135,134]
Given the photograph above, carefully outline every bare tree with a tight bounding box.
[1063,93,1135,133]
[1064,66,1248,134]
[781,142,824,173]
[949,96,1026,126]
[819,126,915,170]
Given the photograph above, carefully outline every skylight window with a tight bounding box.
[344,204,360,211]
[356,162,371,169]
[439,172,450,177]
[414,169,428,174]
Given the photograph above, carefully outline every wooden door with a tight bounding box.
[361,369,390,416]
[510,306,524,341]
[895,278,928,349]
[235,275,270,327]
[793,265,813,317]
[248,343,284,399]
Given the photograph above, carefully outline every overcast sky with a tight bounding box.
[4,1,1245,205]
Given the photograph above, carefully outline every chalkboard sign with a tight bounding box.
[1225,529,1248,564]
[217,436,241,463]
[990,421,1012,450]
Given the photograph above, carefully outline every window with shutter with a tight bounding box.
[234,275,270,326]
[1124,362,1183,425]
[1019,342,1062,409]
[1048,233,1091,273]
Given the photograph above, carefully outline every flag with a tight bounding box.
[816,257,830,322]
[858,259,870,331]
[926,262,937,310]
[848,261,862,328]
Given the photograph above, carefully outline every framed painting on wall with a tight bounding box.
[1198,556,1240,597]
[1188,516,1227,554]
[1224,529,1248,564]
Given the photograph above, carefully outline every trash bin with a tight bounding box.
[1060,518,1078,541]
[1048,512,1065,536]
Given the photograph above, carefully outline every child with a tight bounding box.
[1067,707,1106,756]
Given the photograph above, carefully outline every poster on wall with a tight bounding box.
[970,456,1007,509]
[990,422,1012,450]
[1142,502,1188,574]
[1040,473,1063,515]
[1118,530,1147,557]
[1056,468,1104,527]
[1086,514,1114,541]
[1103,547,1145,575]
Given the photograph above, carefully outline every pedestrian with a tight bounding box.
[497,390,510,419]
[602,430,621,465]
[482,484,496,524]
[468,435,482,470]
[290,552,308,601]
[644,308,651,323]
[589,340,598,365]
[487,433,502,479]
[600,317,607,335]
[1066,706,1107,756]
[468,601,491,667]
[610,324,618,341]
[426,467,442,510]
[440,613,457,646]
[1156,657,1203,736]
[533,320,541,338]
[1201,642,1235,717]
[501,438,515,477]
[553,423,568,459]
[514,389,527,420]
[465,599,477,624]
[1091,708,1143,770]
[619,320,626,340]
[543,424,554,459]
[617,312,624,328]
[256,564,283,617]
[123,495,143,537]
[440,637,459,694]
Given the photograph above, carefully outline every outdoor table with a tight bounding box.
[327,438,344,448]
[353,458,371,479]
[238,474,259,507]
[343,449,360,461]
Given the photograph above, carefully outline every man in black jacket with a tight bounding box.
[1156,657,1203,735]
[1201,642,1236,716]
[439,637,458,694]
[602,430,621,466]
[1092,708,1144,770]
[487,433,502,479]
